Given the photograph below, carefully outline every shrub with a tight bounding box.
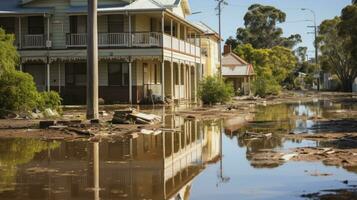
[37,91,62,112]
[0,70,62,117]
[253,76,281,97]
[198,76,234,105]
[0,70,40,115]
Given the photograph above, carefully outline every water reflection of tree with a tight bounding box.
[0,139,60,192]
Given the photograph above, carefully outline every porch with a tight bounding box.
[20,58,199,105]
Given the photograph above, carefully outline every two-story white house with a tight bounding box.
[0,0,209,104]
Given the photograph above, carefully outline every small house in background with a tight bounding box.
[222,45,255,95]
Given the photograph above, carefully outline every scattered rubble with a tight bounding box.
[112,109,161,125]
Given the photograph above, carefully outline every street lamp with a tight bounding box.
[216,0,228,79]
[301,8,320,91]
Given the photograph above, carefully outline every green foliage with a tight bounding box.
[230,4,301,49]
[0,28,18,76]
[252,76,281,97]
[318,16,356,91]
[198,76,234,105]
[0,70,40,115]
[0,29,62,116]
[234,44,297,96]
[37,91,62,112]
[339,5,357,62]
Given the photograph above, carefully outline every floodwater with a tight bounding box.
[0,96,357,200]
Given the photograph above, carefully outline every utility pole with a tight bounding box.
[302,8,320,91]
[87,0,99,120]
[216,0,227,79]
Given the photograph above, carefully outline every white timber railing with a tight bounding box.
[163,34,201,57]
[66,32,162,47]
[65,32,200,56]
[131,32,162,47]
[99,33,129,47]
[22,34,45,48]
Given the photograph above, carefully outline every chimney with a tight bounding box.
[224,44,232,55]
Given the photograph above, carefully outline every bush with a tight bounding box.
[253,76,281,97]
[0,70,40,115]
[0,70,62,117]
[198,76,234,104]
[37,91,62,112]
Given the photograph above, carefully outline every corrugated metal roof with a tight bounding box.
[67,0,165,14]
[0,0,52,15]
[222,52,254,76]
[194,22,217,35]
[222,65,250,76]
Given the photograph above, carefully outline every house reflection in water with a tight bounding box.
[0,117,221,200]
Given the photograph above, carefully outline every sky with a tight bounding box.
[187,0,351,58]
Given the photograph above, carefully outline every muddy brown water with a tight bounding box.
[0,96,357,200]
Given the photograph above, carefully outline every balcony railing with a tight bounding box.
[131,32,161,47]
[64,32,200,57]
[66,32,161,47]
[22,34,45,48]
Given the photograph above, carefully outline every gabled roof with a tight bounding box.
[194,21,220,39]
[154,0,191,14]
[222,52,255,76]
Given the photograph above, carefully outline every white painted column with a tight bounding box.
[178,62,181,102]
[128,14,133,103]
[58,63,61,94]
[46,16,51,92]
[189,65,192,101]
[18,17,22,49]
[47,62,50,92]
[194,64,197,103]
[161,12,165,99]
[129,61,132,104]
[170,19,174,99]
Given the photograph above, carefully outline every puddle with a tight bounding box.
[0,97,356,199]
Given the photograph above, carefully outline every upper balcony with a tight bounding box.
[0,12,203,58]
[64,32,201,57]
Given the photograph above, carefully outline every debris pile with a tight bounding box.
[112,109,161,125]
[291,147,357,168]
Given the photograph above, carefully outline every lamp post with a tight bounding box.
[216,0,227,79]
[301,8,320,91]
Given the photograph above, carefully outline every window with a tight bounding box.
[65,63,86,86]
[108,63,129,86]
[108,15,124,33]
[28,16,44,34]
[0,17,15,34]
[69,16,78,33]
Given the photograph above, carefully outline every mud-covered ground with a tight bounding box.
[0,91,353,140]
